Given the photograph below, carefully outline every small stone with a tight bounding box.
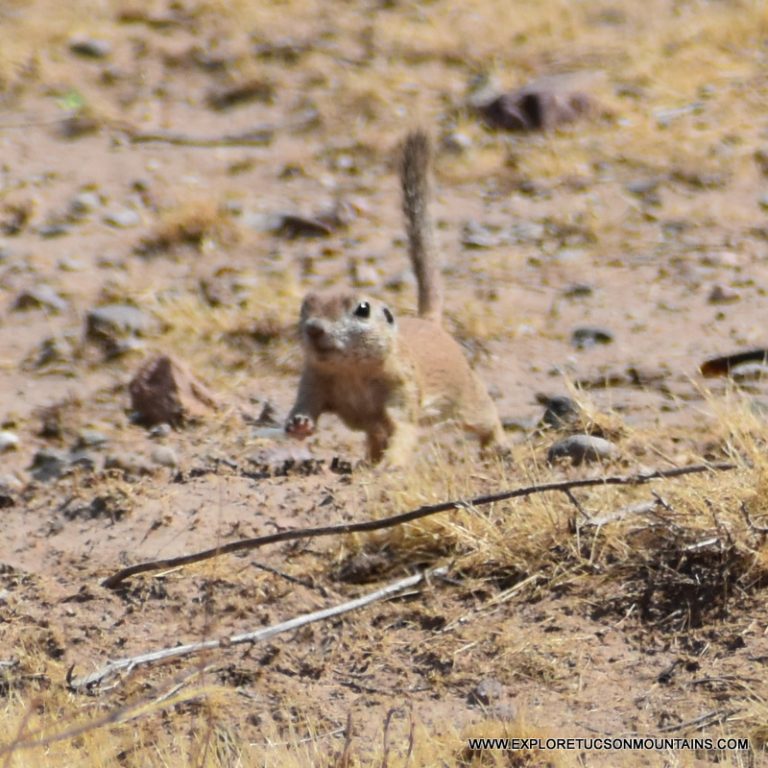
[69,450,98,472]
[104,452,154,476]
[0,431,19,452]
[708,284,740,304]
[0,474,23,492]
[69,191,102,219]
[38,222,71,238]
[571,327,614,349]
[29,448,69,482]
[552,248,586,264]
[13,285,69,313]
[69,38,112,58]
[74,429,109,449]
[129,354,218,427]
[547,434,618,466]
[85,304,156,357]
[151,445,178,468]
[441,131,472,154]
[468,678,504,706]
[103,209,140,228]
[461,220,500,249]
[537,395,581,429]
[626,178,662,196]
[563,283,593,298]
[509,221,545,243]
[149,423,172,438]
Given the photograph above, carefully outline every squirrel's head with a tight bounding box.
[298,290,398,367]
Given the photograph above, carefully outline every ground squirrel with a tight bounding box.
[285,130,505,464]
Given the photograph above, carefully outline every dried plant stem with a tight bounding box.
[102,462,736,589]
[71,567,446,693]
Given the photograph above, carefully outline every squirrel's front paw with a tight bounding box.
[285,414,315,439]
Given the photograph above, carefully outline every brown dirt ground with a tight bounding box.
[2,1,768,766]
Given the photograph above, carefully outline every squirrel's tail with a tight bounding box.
[400,130,442,322]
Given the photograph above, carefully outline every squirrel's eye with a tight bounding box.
[383,307,394,325]
[354,301,371,319]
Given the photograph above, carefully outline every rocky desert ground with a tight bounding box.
[2,0,768,766]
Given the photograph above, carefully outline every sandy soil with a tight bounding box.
[2,1,768,765]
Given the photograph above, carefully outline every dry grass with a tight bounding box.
[3,0,768,764]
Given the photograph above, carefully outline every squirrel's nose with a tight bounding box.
[304,321,325,340]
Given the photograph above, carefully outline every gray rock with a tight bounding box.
[571,327,614,349]
[103,209,140,228]
[509,221,545,243]
[38,222,71,238]
[537,395,581,429]
[563,283,593,298]
[104,452,154,476]
[13,285,69,313]
[29,448,69,482]
[151,446,178,468]
[468,678,504,706]
[149,423,173,438]
[69,450,99,472]
[69,191,102,219]
[85,304,156,357]
[69,38,112,58]
[441,131,472,154]
[552,248,586,264]
[74,429,109,449]
[708,284,740,304]
[461,220,501,249]
[548,434,618,466]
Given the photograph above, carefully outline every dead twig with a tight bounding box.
[71,567,446,693]
[102,462,737,589]
[656,708,737,733]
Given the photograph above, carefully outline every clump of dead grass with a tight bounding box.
[136,199,240,257]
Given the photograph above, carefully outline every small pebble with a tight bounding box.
[441,131,472,154]
[69,191,102,219]
[69,38,112,58]
[104,452,154,476]
[461,220,500,249]
[149,423,173,438]
[13,285,69,313]
[0,431,19,452]
[74,429,109,449]
[151,446,179,468]
[104,209,140,228]
[571,327,614,349]
[29,448,70,482]
[537,395,581,429]
[563,283,593,298]
[547,434,618,465]
[468,678,504,706]
[708,284,740,304]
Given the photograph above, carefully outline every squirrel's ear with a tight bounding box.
[383,307,395,325]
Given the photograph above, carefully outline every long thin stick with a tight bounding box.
[71,567,445,692]
[102,462,736,589]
